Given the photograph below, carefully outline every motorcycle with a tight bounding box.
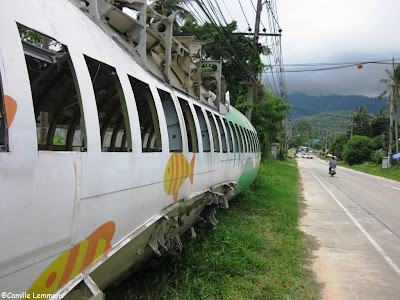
[329,167,336,177]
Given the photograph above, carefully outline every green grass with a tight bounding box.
[339,161,400,182]
[106,157,320,300]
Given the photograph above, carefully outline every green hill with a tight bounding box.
[291,111,352,134]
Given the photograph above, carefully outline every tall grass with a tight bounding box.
[106,157,320,299]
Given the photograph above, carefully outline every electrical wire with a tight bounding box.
[249,0,279,96]
[182,2,208,24]
[221,0,234,21]
[248,0,286,98]
[161,0,288,98]
[270,60,400,73]
[237,0,251,30]
[191,0,259,85]
[209,0,229,26]
[250,0,267,32]
[281,59,400,66]
[264,0,282,31]
[264,0,282,96]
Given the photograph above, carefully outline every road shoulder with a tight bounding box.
[298,158,400,300]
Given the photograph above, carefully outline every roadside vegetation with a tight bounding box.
[106,157,320,300]
[337,160,400,182]
[327,102,399,168]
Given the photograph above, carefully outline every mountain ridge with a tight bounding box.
[287,93,385,119]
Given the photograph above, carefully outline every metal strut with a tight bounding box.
[147,215,184,256]
[80,0,229,113]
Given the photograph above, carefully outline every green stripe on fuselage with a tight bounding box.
[224,107,255,131]
[225,107,256,163]
[235,157,258,195]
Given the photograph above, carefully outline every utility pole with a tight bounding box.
[245,0,262,121]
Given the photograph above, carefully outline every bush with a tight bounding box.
[371,149,384,165]
[329,134,349,159]
[371,135,384,151]
[342,135,374,165]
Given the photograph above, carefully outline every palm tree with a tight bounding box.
[379,64,400,166]
[352,105,371,137]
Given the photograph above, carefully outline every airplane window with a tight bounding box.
[246,129,251,153]
[255,132,260,151]
[228,121,239,153]
[128,76,162,152]
[178,98,198,153]
[206,110,220,152]
[222,118,234,153]
[0,72,7,152]
[194,105,210,152]
[215,115,227,153]
[234,124,245,153]
[158,89,182,152]
[18,25,86,151]
[249,130,255,153]
[252,131,257,152]
[240,126,249,153]
[246,129,253,153]
[84,56,132,152]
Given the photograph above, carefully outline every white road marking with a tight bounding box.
[308,168,400,278]
[382,184,400,191]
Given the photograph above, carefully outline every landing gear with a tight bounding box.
[199,203,219,230]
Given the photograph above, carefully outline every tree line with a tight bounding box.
[329,106,393,165]
[329,64,400,166]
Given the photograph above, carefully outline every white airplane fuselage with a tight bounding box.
[0,0,261,298]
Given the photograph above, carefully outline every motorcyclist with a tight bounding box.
[329,156,337,174]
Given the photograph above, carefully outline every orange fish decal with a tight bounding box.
[26,221,116,297]
[164,153,195,201]
[4,95,17,128]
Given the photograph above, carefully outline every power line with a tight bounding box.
[264,0,281,31]
[250,0,286,98]
[250,0,278,95]
[164,0,288,97]
[250,0,267,33]
[275,58,400,67]
[191,0,259,85]
[270,60,400,73]
[182,2,208,24]
[237,0,251,30]
[282,62,400,67]
[221,0,234,21]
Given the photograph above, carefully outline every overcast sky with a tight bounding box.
[218,0,400,97]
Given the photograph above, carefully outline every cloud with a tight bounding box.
[284,67,387,97]
[275,0,400,96]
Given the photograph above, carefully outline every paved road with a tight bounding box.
[298,157,400,300]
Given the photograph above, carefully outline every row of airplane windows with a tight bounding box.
[0,25,259,154]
